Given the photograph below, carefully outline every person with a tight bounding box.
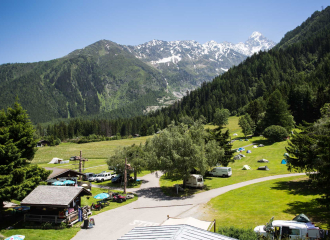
[155,171,158,178]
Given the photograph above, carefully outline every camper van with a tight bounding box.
[209,167,232,177]
[254,215,319,240]
[185,174,204,188]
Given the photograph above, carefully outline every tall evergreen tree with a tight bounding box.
[0,102,50,207]
[262,90,295,131]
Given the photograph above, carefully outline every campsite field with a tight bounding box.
[160,118,295,196]
[32,136,151,165]
[204,176,330,229]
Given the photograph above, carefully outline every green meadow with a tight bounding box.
[205,176,330,229]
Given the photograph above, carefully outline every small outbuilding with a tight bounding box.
[37,140,51,147]
[257,166,270,171]
[21,185,91,225]
[46,168,85,184]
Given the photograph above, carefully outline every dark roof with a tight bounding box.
[21,185,91,207]
[118,225,237,240]
[46,168,84,180]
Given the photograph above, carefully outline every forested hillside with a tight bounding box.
[0,40,168,123]
[42,7,330,140]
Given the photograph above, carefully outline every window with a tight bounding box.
[289,229,300,235]
[197,178,203,182]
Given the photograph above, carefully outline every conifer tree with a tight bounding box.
[0,102,50,207]
[262,89,295,132]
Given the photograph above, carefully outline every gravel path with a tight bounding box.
[71,172,305,240]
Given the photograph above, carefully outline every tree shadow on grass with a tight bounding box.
[271,179,330,228]
[271,179,318,196]
[252,139,274,147]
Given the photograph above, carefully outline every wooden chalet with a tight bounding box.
[46,168,84,184]
[36,140,51,147]
[21,185,91,225]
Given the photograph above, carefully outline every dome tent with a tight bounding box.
[258,159,269,163]
[246,150,252,153]
[281,159,287,164]
[257,166,270,171]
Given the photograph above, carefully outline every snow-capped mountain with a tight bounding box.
[123,32,275,95]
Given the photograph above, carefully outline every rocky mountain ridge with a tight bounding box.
[124,32,276,94]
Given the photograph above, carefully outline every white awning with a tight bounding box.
[162,217,212,230]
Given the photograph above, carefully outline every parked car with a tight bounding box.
[209,167,232,177]
[185,174,204,188]
[82,172,95,181]
[111,174,131,183]
[95,172,112,182]
[88,174,98,182]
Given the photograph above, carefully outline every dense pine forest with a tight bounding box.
[36,7,330,141]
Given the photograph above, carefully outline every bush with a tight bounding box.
[263,125,288,142]
[218,226,258,240]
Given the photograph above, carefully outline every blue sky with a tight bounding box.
[0,0,329,64]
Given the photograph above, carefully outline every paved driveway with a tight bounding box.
[72,172,305,240]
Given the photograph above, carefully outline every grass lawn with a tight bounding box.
[32,136,151,165]
[0,188,137,240]
[205,176,330,229]
[160,135,294,197]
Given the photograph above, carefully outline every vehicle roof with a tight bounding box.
[214,167,231,169]
[190,174,203,178]
[272,220,307,229]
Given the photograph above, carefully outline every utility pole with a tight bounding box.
[124,157,127,194]
[76,151,88,176]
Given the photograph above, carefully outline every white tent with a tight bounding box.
[48,157,63,164]
[242,165,251,170]
[233,133,238,136]
[253,145,258,148]
[162,217,212,231]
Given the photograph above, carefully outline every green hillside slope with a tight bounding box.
[0,40,168,123]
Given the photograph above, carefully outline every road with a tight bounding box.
[71,172,305,240]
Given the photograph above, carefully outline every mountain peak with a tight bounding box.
[250,31,262,39]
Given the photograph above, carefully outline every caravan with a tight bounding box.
[185,174,204,188]
[209,167,232,177]
[254,215,319,240]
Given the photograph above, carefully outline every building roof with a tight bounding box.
[162,217,212,230]
[118,224,237,240]
[46,168,84,180]
[21,185,91,207]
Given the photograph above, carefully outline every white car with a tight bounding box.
[94,172,112,182]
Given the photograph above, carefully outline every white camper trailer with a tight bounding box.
[209,167,232,177]
[254,215,319,240]
[185,174,204,188]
